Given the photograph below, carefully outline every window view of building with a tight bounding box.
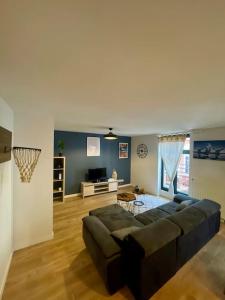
[161,137,190,194]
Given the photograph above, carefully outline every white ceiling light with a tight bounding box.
[104,128,118,140]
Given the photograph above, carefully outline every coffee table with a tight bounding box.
[118,193,169,215]
[117,192,136,212]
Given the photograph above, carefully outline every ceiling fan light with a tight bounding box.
[104,128,118,140]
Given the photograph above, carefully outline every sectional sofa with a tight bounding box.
[82,195,221,300]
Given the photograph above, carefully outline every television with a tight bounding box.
[88,168,107,182]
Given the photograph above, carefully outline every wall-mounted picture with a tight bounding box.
[119,143,128,159]
[0,126,12,163]
[87,137,100,156]
[193,140,225,161]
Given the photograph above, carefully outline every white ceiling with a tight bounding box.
[1,0,225,136]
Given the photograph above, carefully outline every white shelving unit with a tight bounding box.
[53,156,65,202]
[81,179,124,199]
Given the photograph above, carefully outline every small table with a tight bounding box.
[117,193,136,212]
[133,200,145,215]
[117,193,169,215]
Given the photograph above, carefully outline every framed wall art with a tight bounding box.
[119,143,128,159]
[87,137,100,157]
[193,140,225,161]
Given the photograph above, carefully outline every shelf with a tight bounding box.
[53,156,65,202]
[53,196,63,201]
[95,187,109,191]
[94,190,112,195]
[53,190,63,194]
[94,182,109,186]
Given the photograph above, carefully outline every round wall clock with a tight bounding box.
[137,144,148,158]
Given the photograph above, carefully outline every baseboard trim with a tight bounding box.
[119,183,132,188]
[0,251,13,299]
[64,193,81,199]
[14,232,54,251]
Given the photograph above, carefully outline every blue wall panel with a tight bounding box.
[54,131,131,195]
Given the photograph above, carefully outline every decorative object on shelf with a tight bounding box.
[87,137,100,156]
[59,173,62,180]
[137,144,148,158]
[134,185,140,193]
[193,140,225,161]
[104,128,118,140]
[13,147,41,183]
[57,140,65,156]
[133,185,145,195]
[119,143,128,159]
[112,168,117,180]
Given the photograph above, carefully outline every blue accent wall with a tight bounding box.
[54,131,131,195]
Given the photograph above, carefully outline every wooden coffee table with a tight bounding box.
[117,193,169,215]
[117,193,136,201]
[117,193,136,212]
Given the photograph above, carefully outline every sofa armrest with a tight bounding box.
[127,219,181,257]
[173,194,200,204]
[82,216,121,259]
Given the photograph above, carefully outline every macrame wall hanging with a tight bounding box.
[0,126,41,183]
[13,147,41,182]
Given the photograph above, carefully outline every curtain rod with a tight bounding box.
[158,132,190,138]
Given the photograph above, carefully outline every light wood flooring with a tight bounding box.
[3,190,225,300]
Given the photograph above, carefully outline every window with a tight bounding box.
[161,137,190,194]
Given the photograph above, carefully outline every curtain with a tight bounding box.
[159,135,186,195]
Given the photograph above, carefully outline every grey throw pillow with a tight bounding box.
[176,200,193,212]
[111,226,140,241]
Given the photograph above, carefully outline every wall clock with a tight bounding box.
[137,144,148,158]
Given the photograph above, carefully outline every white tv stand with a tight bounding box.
[81,179,124,199]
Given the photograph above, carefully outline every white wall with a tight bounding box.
[131,135,158,195]
[131,129,225,220]
[0,97,13,298]
[190,127,225,219]
[13,112,54,250]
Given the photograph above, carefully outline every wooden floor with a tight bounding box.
[3,190,225,300]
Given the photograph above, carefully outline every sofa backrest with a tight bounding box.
[167,206,206,235]
[127,218,181,258]
[125,218,181,300]
[167,201,220,269]
[191,199,221,217]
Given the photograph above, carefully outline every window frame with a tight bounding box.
[161,136,190,195]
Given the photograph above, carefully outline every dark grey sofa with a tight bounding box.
[82,195,221,299]
[82,204,144,294]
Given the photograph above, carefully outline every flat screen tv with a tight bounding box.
[88,168,107,182]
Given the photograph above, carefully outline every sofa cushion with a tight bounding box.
[167,206,206,234]
[111,226,141,242]
[90,204,144,232]
[173,194,199,204]
[157,201,179,215]
[176,200,194,212]
[127,219,181,257]
[192,199,221,218]
[135,208,170,225]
